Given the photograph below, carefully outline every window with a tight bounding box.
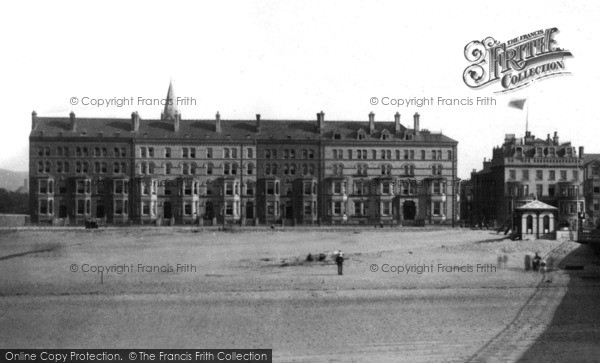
[382,181,391,194]
[333,182,342,194]
[333,202,342,215]
[303,182,312,195]
[247,148,253,158]
[536,184,543,197]
[404,150,409,160]
[536,170,543,180]
[522,170,529,180]
[348,150,353,159]
[382,202,390,216]
[165,163,172,175]
[183,148,189,158]
[183,163,189,175]
[549,170,555,180]
[433,202,441,215]
[272,163,278,174]
[290,164,296,175]
[224,148,230,158]
[447,150,452,160]
[206,148,213,158]
[404,164,414,176]
[206,163,213,175]
[573,170,579,181]
[120,148,126,157]
[141,147,147,158]
[246,163,254,175]
[548,185,555,197]
[560,170,567,181]
[45,147,51,156]
[304,202,312,215]
[265,149,271,159]
[148,147,154,157]
[165,147,171,158]
[509,170,516,180]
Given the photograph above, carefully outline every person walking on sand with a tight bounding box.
[335,250,344,275]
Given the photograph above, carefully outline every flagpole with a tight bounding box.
[525,99,529,133]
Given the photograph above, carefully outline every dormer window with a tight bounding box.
[357,129,366,140]
[381,130,390,141]
[333,131,342,140]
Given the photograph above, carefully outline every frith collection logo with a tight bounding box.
[463,28,572,93]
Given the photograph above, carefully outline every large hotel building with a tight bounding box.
[29,83,459,226]
[469,130,588,230]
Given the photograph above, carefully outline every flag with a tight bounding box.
[508,99,527,110]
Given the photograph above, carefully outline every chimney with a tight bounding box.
[173,112,180,132]
[31,111,38,130]
[131,111,140,132]
[579,146,584,158]
[547,133,551,144]
[69,111,76,131]
[317,111,324,133]
[369,112,375,134]
[256,114,261,133]
[413,112,420,134]
[553,131,559,144]
[394,112,401,134]
[215,112,221,133]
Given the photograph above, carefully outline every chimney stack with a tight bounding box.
[31,111,38,130]
[69,111,76,131]
[131,111,140,132]
[394,112,401,134]
[553,131,559,144]
[413,112,420,134]
[256,114,261,133]
[369,112,375,134]
[579,146,584,158]
[215,112,221,133]
[317,111,324,133]
[173,112,180,132]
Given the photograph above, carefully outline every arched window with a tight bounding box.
[140,162,147,174]
[526,215,533,231]
[247,163,254,175]
[290,163,296,175]
[309,164,315,175]
[165,163,172,175]
[64,162,70,173]
[183,163,189,175]
[283,164,289,175]
[82,162,88,173]
[231,163,238,175]
[206,163,213,175]
[148,163,155,174]
[272,163,278,174]
[543,215,550,231]
[301,164,308,175]
[190,163,196,175]
[265,163,271,175]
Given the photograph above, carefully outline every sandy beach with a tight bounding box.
[1,227,599,362]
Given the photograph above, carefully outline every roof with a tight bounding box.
[516,200,557,210]
[583,153,600,165]
[30,116,458,143]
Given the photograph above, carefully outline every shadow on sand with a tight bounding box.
[517,244,600,362]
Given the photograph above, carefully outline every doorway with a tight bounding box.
[403,201,416,220]
[164,201,172,219]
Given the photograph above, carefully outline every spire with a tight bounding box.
[161,79,178,120]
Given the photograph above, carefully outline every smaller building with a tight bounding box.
[515,199,557,240]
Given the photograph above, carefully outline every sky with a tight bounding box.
[1,0,599,179]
